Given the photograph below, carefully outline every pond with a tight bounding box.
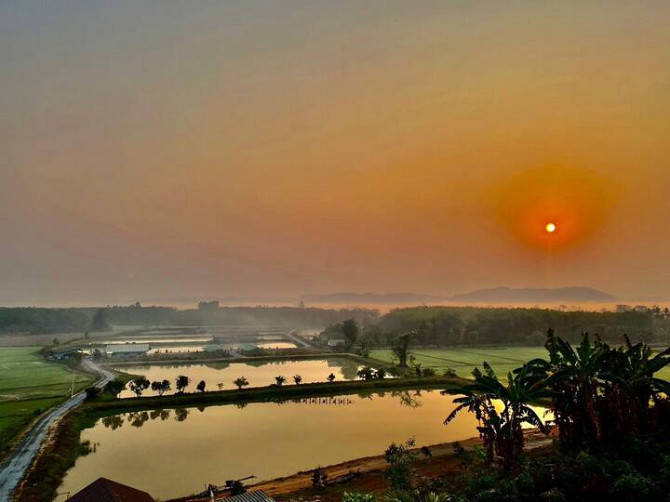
[59,390,495,500]
[114,358,362,398]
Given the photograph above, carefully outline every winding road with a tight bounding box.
[0,358,114,502]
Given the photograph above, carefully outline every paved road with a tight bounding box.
[285,330,314,348]
[0,358,114,502]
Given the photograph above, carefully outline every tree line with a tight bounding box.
[320,306,665,349]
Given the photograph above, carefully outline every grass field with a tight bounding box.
[371,346,670,380]
[371,347,553,378]
[0,347,94,457]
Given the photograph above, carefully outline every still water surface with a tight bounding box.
[59,391,489,500]
[114,358,362,398]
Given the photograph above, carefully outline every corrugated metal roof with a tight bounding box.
[106,344,150,353]
[219,490,274,502]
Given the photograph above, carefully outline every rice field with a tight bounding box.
[371,347,554,378]
[0,347,94,455]
[371,346,670,380]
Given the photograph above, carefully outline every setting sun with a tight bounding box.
[545,222,557,233]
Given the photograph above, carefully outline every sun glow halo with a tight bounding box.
[545,222,557,233]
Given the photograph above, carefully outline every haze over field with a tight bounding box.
[2,1,670,306]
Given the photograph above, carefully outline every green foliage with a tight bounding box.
[443,362,550,471]
[379,306,657,346]
[392,332,413,367]
[342,492,376,502]
[357,366,375,381]
[84,386,100,401]
[103,378,126,398]
[342,319,360,350]
[384,438,419,491]
[0,308,88,334]
[90,308,111,332]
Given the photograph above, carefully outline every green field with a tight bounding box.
[0,347,93,457]
[371,346,670,380]
[371,347,554,378]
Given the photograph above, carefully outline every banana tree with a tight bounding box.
[443,362,550,471]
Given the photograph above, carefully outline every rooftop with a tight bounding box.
[67,477,154,502]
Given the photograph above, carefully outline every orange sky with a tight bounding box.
[1,1,670,305]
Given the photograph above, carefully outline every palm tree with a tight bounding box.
[443,362,550,471]
[293,374,302,385]
[275,375,286,386]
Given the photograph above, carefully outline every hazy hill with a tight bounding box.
[299,292,446,304]
[449,286,617,303]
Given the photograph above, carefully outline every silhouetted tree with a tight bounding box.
[104,378,125,398]
[233,376,249,390]
[90,308,111,332]
[151,379,170,396]
[392,332,413,368]
[197,380,206,392]
[327,373,336,382]
[128,377,150,397]
[275,375,286,386]
[357,366,375,381]
[342,319,359,350]
[175,375,190,393]
[293,374,303,385]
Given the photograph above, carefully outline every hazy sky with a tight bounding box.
[2,1,670,305]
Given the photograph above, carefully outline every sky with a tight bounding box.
[2,1,670,306]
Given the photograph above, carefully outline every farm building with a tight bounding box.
[105,343,149,357]
[67,477,154,502]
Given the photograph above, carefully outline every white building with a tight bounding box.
[105,343,150,357]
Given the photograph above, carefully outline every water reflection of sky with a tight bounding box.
[61,390,504,500]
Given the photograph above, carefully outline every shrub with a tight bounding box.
[384,438,419,491]
[343,492,376,502]
[611,473,654,500]
[84,386,100,401]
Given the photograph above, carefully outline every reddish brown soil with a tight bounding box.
[171,432,553,502]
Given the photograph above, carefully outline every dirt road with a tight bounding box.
[0,358,114,502]
[175,431,553,502]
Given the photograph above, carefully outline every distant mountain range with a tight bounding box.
[300,287,618,305]
[299,292,445,304]
[448,286,618,304]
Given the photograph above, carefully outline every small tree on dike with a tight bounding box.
[234,377,249,390]
[176,375,190,394]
